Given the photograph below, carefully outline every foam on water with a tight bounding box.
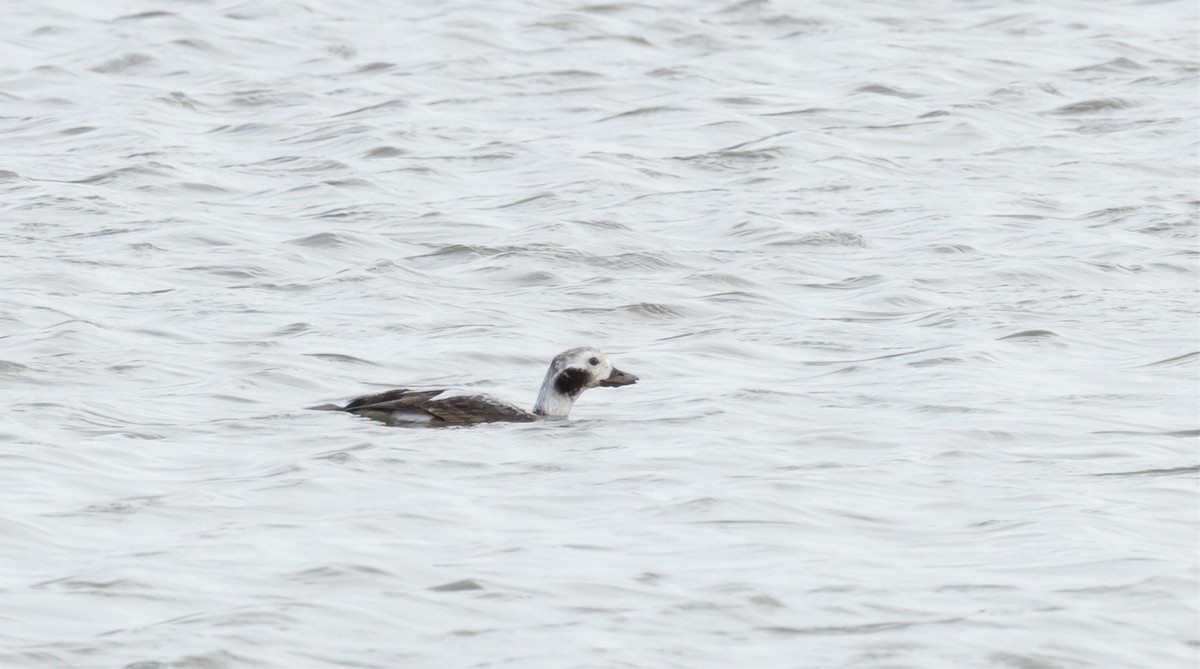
[2,0,1197,667]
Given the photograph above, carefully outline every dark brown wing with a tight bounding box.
[341,389,536,425]
[420,395,537,425]
[343,388,443,412]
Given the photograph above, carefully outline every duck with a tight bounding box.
[334,347,638,426]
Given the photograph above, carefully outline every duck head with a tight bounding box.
[532,347,638,419]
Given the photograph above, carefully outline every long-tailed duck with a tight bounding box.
[335,347,638,426]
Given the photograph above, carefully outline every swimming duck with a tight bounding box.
[336,347,638,426]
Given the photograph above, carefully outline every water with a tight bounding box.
[2,0,1197,666]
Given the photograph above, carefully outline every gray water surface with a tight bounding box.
[2,0,1198,667]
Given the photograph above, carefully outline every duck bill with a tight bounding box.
[599,367,638,387]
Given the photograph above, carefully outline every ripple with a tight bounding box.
[1049,98,1134,115]
[332,99,409,117]
[596,105,688,122]
[91,53,154,74]
[854,84,923,98]
[997,329,1060,341]
[429,579,485,592]
[1093,465,1199,477]
[1141,351,1198,367]
[761,617,963,636]
[364,146,406,158]
[770,231,867,247]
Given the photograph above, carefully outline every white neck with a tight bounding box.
[533,390,576,418]
[532,368,578,419]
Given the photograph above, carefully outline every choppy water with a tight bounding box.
[2,0,1198,667]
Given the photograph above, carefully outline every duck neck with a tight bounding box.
[533,390,576,419]
[533,367,584,419]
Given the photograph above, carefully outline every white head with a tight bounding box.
[532,347,638,419]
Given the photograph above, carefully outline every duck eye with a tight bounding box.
[588,357,600,366]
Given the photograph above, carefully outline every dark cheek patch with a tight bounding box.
[554,368,590,396]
